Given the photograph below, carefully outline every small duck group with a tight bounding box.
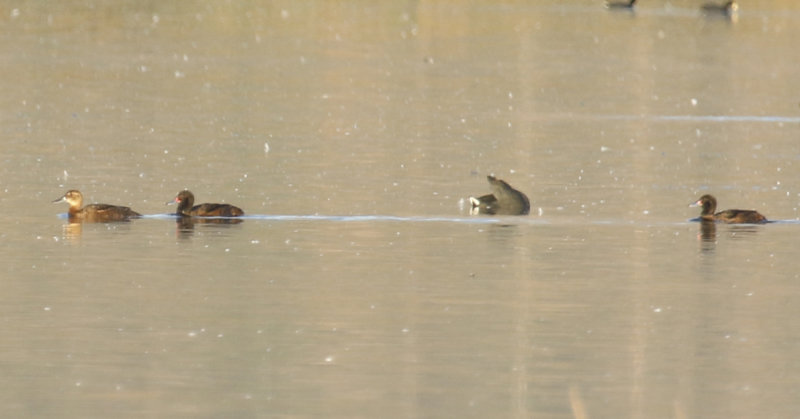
[53,190,244,222]
[53,178,770,225]
[605,0,738,16]
[468,177,768,224]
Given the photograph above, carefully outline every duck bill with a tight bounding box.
[688,199,702,208]
[165,197,179,206]
[52,196,66,204]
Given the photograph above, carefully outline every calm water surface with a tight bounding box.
[2,1,800,417]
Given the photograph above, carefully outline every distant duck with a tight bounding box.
[689,194,767,224]
[53,189,140,222]
[605,0,636,10]
[701,1,738,16]
[168,190,244,217]
[469,175,530,216]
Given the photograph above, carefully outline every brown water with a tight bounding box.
[3,1,800,417]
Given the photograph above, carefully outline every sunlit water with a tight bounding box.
[2,1,800,417]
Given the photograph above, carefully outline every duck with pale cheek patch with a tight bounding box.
[53,190,140,222]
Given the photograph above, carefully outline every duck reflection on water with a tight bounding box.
[699,219,716,243]
[176,215,244,230]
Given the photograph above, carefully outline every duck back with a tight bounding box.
[714,209,767,224]
[189,203,244,217]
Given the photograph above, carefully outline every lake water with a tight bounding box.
[2,1,800,417]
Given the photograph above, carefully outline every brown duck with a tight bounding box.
[701,1,738,16]
[168,190,244,217]
[690,194,767,224]
[469,176,530,216]
[606,0,636,9]
[53,190,140,222]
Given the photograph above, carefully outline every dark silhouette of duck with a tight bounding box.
[605,0,636,10]
[690,194,767,224]
[701,1,738,16]
[469,176,530,216]
[53,190,140,222]
[168,190,244,217]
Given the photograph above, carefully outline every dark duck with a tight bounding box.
[53,190,140,222]
[701,1,738,16]
[169,190,244,217]
[605,0,636,10]
[690,194,767,224]
[469,175,530,216]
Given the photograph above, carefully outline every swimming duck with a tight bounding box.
[701,1,738,16]
[168,190,244,217]
[605,0,636,10]
[689,194,767,224]
[53,190,140,221]
[469,176,530,215]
